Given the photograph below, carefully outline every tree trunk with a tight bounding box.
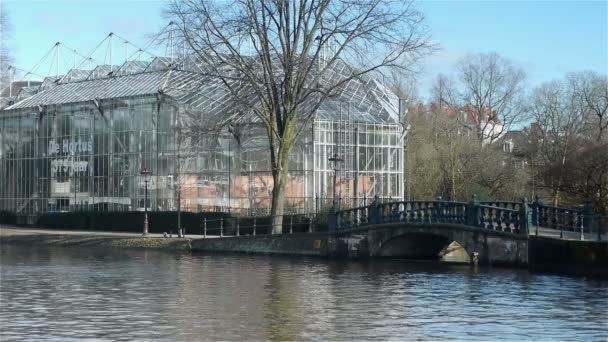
[270,135,294,234]
[270,157,289,234]
[270,177,286,234]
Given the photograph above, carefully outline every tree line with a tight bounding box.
[402,53,607,214]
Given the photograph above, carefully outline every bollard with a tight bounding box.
[535,206,539,236]
[236,218,240,237]
[204,217,207,239]
[582,199,596,241]
[220,217,224,238]
[580,212,584,241]
[253,217,256,236]
[289,216,293,234]
[519,197,531,236]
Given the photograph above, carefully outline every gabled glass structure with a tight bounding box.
[0,57,404,217]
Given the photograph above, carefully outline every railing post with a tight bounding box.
[436,196,443,222]
[466,194,479,227]
[519,197,530,236]
[533,195,541,236]
[203,217,207,238]
[236,217,240,237]
[289,216,293,234]
[375,196,384,224]
[329,205,337,232]
[582,198,595,241]
[220,217,224,238]
[579,211,585,241]
[367,197,376,225]
[253,217,256,236]
[308,215,313,233]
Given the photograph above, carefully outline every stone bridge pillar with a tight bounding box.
[329,224,528,266]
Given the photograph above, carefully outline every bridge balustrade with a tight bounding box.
[479,201,524,211]
[481,198,588,234]
[332,196,603,240]
[535,205,581,231]
[382,200,468,225]
[334,200,469,231]
[335,205,370,230]
[476,204,521,234]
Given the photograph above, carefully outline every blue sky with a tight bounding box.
[3,0,607,99]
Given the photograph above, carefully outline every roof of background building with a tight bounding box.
[2,57,401,125]
[0,81,43,98]
[429,103,504,126]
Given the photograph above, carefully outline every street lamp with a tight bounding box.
[329,153,344,207]
[140,167,151,236]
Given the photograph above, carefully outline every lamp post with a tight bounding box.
[140,167,151,236]
[329,153,343,207]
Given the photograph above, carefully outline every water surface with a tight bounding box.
[1,245,607,341]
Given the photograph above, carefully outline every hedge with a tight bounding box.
[33,211,314,235]
[0,210,16,225]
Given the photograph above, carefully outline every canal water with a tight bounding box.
[1,245,607,341]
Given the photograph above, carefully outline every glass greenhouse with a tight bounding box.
[0,57,404,217]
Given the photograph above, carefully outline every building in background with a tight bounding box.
[0,57,404,218]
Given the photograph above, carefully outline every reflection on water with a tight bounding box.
[1,245,607,341]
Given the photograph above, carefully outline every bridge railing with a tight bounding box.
[476,204,522,234]
[533,205,583,234]
[334,199,470,231]
[483,198,598,239]
[332,196,530,236]
[479,201,525,211]
[332,196,605,240]
[375,200,468,225]
[334,205,371,230]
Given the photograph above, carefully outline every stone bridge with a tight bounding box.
[327,196,596,266]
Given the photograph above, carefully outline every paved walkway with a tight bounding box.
[0,225,221,239]
[534,226,606,241]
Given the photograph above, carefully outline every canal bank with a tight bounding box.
[528,236,608,277]
[190,233,328,256]
[2,227,607,277]
[0,228,193,252]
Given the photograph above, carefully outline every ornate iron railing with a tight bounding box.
[332,196,604,240]
[476,204,522,234]
[333,197,520,233]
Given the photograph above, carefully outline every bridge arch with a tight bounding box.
[331,199,530,265]
[376,232,471,263]
[368,225,480,263]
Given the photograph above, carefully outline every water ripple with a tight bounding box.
[1,245,607,341]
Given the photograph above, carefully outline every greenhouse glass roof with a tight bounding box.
[3,57,401,124]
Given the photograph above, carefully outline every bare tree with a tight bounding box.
[406,100,528,202]
[456,52,527,144]
[568,71,608,142]
[431,74,458,108]
[559,144,608,214]
[166,0,431,233]
[526,72,608,208]
[0,3,13,90]
[529,79,587,206]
